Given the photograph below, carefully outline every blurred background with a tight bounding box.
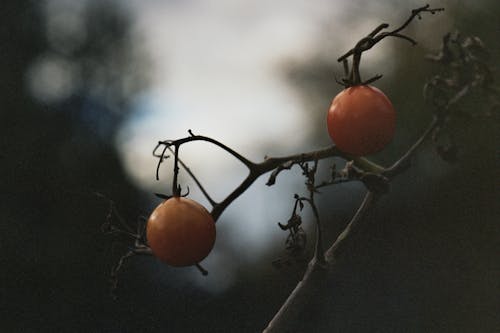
[1,0,498,331]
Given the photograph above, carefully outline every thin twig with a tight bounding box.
[166,146,217,207]
[263,191,376,332]
[155,135,256,169]
[337,4,444,86]
[384,116,439,178]
[325,191,377,261]
[299,160,326,264]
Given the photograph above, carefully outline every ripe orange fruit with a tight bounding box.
[146,197,216,267]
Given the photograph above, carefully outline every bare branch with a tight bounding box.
[264,191,377,332]
[337,4,444,86]
[155,143,349,221]
[325,191,377,261]
[384,116,439,178]
[155,135,256,169]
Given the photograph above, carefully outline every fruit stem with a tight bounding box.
[350,156,385,174]
[350,52,362,85]
[172,144,181,197]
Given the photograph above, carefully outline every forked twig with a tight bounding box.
[337,4,444,86]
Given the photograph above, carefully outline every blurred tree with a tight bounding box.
[0,0,150,330]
